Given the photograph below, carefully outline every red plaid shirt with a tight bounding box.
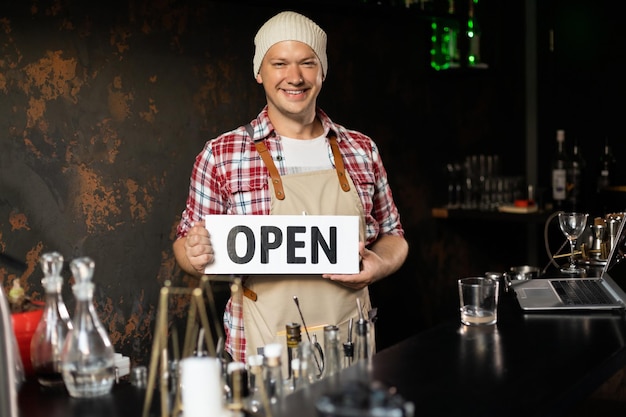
[175,106,404,362]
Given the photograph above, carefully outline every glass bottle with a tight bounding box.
[263,343,284,407]
[354,300,375,379]
[467,0,487,68]
[285,323,301,381]
[567,139,586,212]
[246,354,265,415]
[551,129,569,209]
[597,138,617,193]
[297,340,318,387]
[61,257,116,398]
[30,252,73,387]
[322,325,341,380]
[342,318,354,369]
[354,318,373,363]
[430,0,460,70]
[226,361,249,414]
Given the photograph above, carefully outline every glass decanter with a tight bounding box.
[30,252,73,387]
[61,257,116,398]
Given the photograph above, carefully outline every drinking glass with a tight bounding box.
[558,212,589,274]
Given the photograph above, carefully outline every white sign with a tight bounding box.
[203,215,360,274]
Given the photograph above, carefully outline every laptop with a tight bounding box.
[514,216,626,311]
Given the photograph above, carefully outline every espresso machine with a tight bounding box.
[580,212,624,264]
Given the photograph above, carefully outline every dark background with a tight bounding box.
[0,0,623,367]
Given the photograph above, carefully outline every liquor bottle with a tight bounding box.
[430,0,461,70]
[262,343,284,406]
[226,361,249,412]
[567,139,586,211]
[597,138,617,193]
[467,0,487,68]
[551,129,569,209]
[285,322,301,382]
[342,318,354,368]
[245,354,265,414]
[30,252,73,388]
[61,257,116,398]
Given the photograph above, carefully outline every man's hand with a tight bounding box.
[322,235,408,289]
[173,220,215,276]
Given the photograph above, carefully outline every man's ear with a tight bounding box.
[256,73,263,84]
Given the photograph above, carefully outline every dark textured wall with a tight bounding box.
[0,0,525,366]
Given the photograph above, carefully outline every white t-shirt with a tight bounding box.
[280,134,333,174]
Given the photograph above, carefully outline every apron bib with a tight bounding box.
[242,136,373,373]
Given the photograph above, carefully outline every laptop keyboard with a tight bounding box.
[550,279,614,305]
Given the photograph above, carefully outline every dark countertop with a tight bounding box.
[18,289,626,417]
[284,289,626,417]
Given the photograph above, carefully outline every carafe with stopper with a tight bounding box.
[30,251,73,387]
[61,257,116,397]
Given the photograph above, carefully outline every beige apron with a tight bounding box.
[242,134,373,372]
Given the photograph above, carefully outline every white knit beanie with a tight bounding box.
[253,11,327,78]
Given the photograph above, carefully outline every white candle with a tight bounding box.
[179,357,226,417]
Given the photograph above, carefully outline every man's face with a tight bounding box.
[256,40,324,121]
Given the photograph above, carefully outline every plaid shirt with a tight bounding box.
[175,106,404,362]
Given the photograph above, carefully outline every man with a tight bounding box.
[173,11,408,364]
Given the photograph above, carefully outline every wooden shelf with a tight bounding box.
[431,207,552,224]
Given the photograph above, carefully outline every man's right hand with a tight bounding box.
[173,220,214,276]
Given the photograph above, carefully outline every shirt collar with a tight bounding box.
[249,106,340,143]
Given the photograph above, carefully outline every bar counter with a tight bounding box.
[18,288,626,417]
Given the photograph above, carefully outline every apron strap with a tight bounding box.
[245,125,350,199]
[246,124,286,201]
[328,134,351,192]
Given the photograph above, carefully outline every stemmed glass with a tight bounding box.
[558,211,589,274]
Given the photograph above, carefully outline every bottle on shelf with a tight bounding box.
[595,137,618,215]
[30,252,73,388]
[596,137,617,194]
[430,0,461,70]
[467,0,487,68]
[567,138,586,212]
[551,129,569,210]
[61,257,116,398]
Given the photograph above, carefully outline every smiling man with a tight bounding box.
[173,11,408,365]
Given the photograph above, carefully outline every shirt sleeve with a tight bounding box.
[370,140,404,239]
[175,141,225,239]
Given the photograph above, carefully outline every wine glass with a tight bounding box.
[557,211,589,274]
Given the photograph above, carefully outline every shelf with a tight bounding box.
[431,207,552,224]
